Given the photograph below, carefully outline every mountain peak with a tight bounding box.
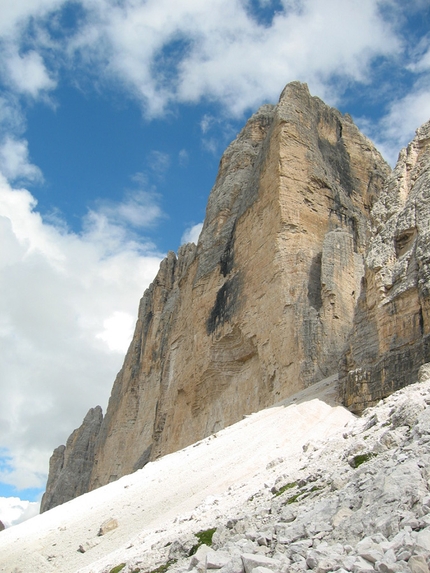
[40,81,429,516]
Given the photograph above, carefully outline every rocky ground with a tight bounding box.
[4,369,430,573]
[85,365,430,573]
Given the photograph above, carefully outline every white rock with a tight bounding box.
[409,555,430,573]
[416,528,430,551]
[332,507,354,527]
[241,553,281,573]
[190,544,212,568]
[206,550,232,569]
[352,555,375,571]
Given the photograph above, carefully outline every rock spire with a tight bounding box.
[42,81,415,512]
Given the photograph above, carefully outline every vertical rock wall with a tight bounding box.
[41,82,390,510]
[40,407,102,511]
[341,120,430,412]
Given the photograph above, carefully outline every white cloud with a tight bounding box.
[200,114,215,134]
[376,86,430,165]
[90,190,163,234]
[0,0,425,158]
[0,496,40,528]
[0,0,64,37]
[96,311,135,353]
[181,222,203,245]
[0,176,163,489]
[57,0,402,118]
[5,49,56,97]
[0,137,43,183]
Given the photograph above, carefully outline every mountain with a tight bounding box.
[3,369,430,573]
[40,81,430,513]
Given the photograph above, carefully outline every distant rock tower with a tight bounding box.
[341,119,430,411]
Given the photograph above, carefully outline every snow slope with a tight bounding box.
[0,377,354,573]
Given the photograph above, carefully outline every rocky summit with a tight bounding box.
[40,81,430,513]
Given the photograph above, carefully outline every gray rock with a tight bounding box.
[40,406,103,512]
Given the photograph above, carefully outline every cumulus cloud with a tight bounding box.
[0,496,40,527]
[41,0,399,119]
[0,175,163,489]
[4,50,56,97]
[0,137,43,183]
[0,0,427,154]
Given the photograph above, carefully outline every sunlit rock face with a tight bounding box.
[341,119,430,413]
[42,82,392,510]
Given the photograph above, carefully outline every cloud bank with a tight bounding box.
[0,174,162,490]
[0,496,40,528]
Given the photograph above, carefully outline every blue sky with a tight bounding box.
[0,0,429,519]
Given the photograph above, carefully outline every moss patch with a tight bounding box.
[351,453,377,468]
[109,565,126,573]
[189,528,217,556]
[145,559,177,573]
[273,481,297,498]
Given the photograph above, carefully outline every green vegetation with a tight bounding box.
[284,492,301,504]
[109,565,126,573]
[189,527,217,556]
[273,481,297,497]
[351,453,377,468]
[274,481,323,505]
[146,559,177,573]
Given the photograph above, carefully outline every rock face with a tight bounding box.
[40,407,103,512]
[42,81,392,510]
[341,120,430,412]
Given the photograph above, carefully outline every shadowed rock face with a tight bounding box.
[42,82,391,510]
[341,120,430,413]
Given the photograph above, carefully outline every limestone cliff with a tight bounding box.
[341,120,430,412]
[41,82,390,511]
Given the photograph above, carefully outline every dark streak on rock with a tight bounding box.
[207,275,241,334]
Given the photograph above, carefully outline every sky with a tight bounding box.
[0,0,429,523]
